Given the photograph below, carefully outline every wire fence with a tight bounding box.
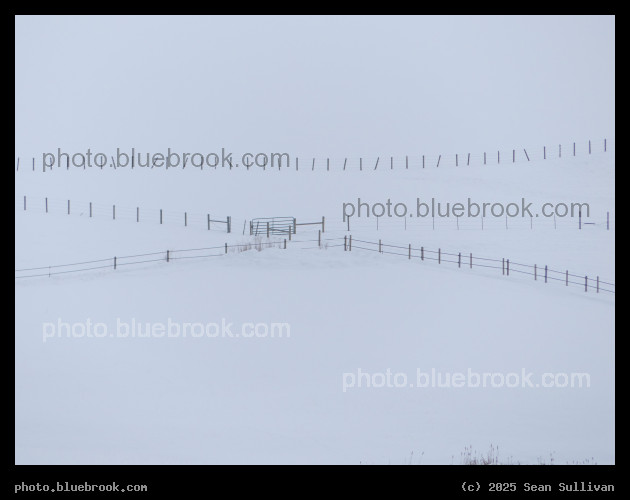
[15,138,614,172]
[16,195,232,233]
[342,235,614,295]
[15,234,614,296]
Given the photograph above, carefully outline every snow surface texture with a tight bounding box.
[15,150,614,465]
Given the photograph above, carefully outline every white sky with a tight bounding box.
[15,15,614,157]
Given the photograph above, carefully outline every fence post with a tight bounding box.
[545,265,548,283]
[436,155,441,167]
[284,239,287,249]
[227,216,232,233]
[318,230,321,247]
[579,210,581,229]
[566,270,568,286]
[185,212,187,227]
[467,153,470,166]
[113,205,116,220]
[421,246,424,261]
[90,202,92,218]
[597,276,599,293]
[322,216,325,233]
[409,244,411,260]
[343,158,347,170]
[267,222,270,238]
[391,156,393,170]
[469,253,472,268]
[458,252,461,268]
[160,209,163,224]
[293,219,297,234]
[544,146,546,160]
[589,140,591,154]
[288,225,292,241]
[136,207,139,222]
[225,243,227,254]
[114,257,117,270]
[506,259,510,276]
[296,157,298,171]
[327,158,329,171]
[502,258,505,275]
[360,158,362,171]
[585,275,588,292]
[45,197,48,213]
[456,154,458,167]
[347,216,350,231]
[166,250,169,262]
[422,155,425,169]
[344,235,347,251]
[604,139,607,152]
[512,149,515,162]
[349,235,352,251]
[406,155,408,169]
[23,196,26,210]
[68,200,70,215]
[534,264,537,280]
[379,239,382,253]
[438,248,441,264]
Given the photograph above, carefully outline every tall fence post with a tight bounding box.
[322,216,325,233]
[318,230,321,248]
[227,216,232,233]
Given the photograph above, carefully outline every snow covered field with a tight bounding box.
[15,15,614,465]
[15,150,615,465]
